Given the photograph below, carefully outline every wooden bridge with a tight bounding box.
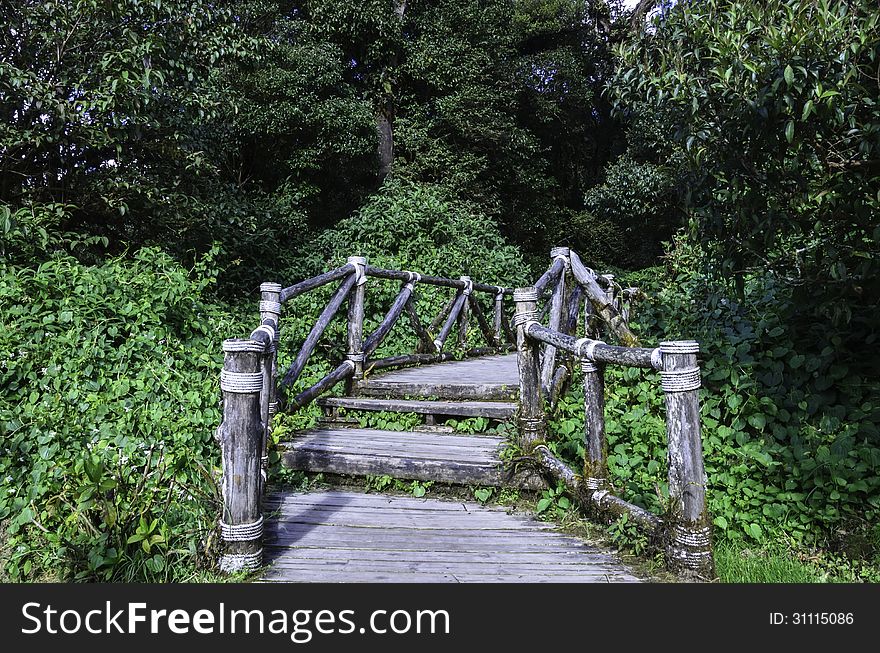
[214,248,715,582]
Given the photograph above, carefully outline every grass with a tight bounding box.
[715,543,820,583]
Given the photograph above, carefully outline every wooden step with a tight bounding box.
[357,353,520,401]
[317,396,517,419]
[261,490,641,583]
[280,427,536,488]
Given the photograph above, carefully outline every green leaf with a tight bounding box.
[785,120,794,143]
[747,414,767,430]
[536,497,553,513]
[713,515,728,529]
[783,64,794,86]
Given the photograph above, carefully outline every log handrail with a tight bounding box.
[271,258,519,414]
[514,246,715,580]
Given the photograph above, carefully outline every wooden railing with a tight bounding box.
[277,256,517,410]
[212,248,714,580]
[515,247,715,580]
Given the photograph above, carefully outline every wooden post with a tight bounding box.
[661,340,715,579]
[458,276,472,351]
[541,247,568,393]
[581,358,608,491]
[513,287,544,446]
[346,256,367,388]
[259,283,281,479]
[218,338,265,573]
[602,273,615,307]
[493,287,504,346]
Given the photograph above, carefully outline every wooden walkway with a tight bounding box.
[266,353,642,582]
[262,490,641,583]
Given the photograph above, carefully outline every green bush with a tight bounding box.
[547,244,880,550]
[277,179,531,367]
[0,247,247,580]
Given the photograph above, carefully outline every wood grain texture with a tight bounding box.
[356,353,519,400]
[281,428,512,487]
[261,490,641,583]
[317,396,517,419]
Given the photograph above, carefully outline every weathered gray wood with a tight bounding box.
[661,340,715,579]
[427,291,458,338]
[218,339,264,573]
[280,263,355,303]
[514,287,544,445]
[260,490,641,583]
[281,428,515,487]
[261,569,638,583]
[259,283,282,473]
[357,380,519,401]
[403,294,436,354]
[565,283,583,336]
[345,256,367,381]
[457,276,471,350]
[582,360,608,489]
[317,396,518,419]
[533,445,662,534]
[434,291,467,352]
[362,281,414,356]
[533,257,564,295]
[290,360,354,410]
[264,526,603,553]
[526,324,659,369]
[541,254,567,393]
[281,272,357,387]
[365,265,512,295]
[365,352,454,370]
[568,250,639,346]
[548,364,570,409]
[356,354,519,400]
[493,290,504,345]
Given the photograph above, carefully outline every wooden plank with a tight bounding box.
[289,439,501,460]
[264,548,622,567]
[265,490,522,512]
[260,490,641,582]
[282,449,505,486]
[294,427,506,448]
[264,531,597,554]
[263,521,582,541]
[356,381,518,401]
[264,556,620,578]
[265,507,548,530]
[317,396,518,419]
[261,570,638,583]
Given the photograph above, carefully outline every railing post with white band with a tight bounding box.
[259,282,281,477]
[581,358,608,491]
[513,287,544,446]
[458,276,472,350]
[346,256,367,383]
[218,338,265,573]
[661,340,714,578]
[541,247,569,393]
[493,287,504,347]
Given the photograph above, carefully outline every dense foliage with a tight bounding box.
[0,245,245,580]
[1,0,878,581]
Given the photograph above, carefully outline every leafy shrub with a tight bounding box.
[0,248,247,580]
[274,179,530,376]
[547,244,880,549]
